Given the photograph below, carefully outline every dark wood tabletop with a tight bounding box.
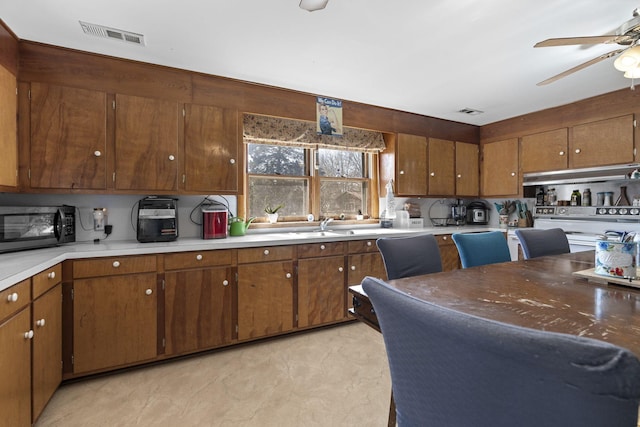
[350,251,640,356]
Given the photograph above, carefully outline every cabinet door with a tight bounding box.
[570,115,634,168]
[73,273,157,373]
[482,138,519,197]
[237,261,294,340]
[521,128,568,173]
[396,133,428,196]
[114,94,178,191]
[428,138,455,195]
[164,267,233,355]
[0,308,31,427]
[436,234,460,272]
[455,142,479,196]
[30,83,107,189]
[0,65,17,188]
[184,104,238,193]
[347,252,386,286]
[298,256,346,328]
[32,284,62,422]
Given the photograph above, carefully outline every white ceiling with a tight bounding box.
[1,0,638,126]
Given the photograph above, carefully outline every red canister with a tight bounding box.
[202,206,228,239]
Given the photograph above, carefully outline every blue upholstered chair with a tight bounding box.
[362,276,640,427]
[451,230,511,268]
[515,227,570,259]
[376,234,443,280]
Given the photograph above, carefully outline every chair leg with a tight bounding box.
[387,391,396,426]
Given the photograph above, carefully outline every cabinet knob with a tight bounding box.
[168,155,175,161]
[575,148,581,154]
[430,172,435,177]
[320,244,326,250]
[457,174,462,178]
[263,249,270,255]
[7,292,18,302]
[351,266,356,271]
[366,241,372,247]
[196,254,203,261]
[94,150,102,157]
[229,159,236,164]
[145,289,153,296]
[285,272,292,279]
[559,150,565,156]
[510,172,516,177]
[48,271,56,279]
[222,280,229,286]
[399,170,405,175]
[442,236,448,240]
[338,267,344,272]
[24,330,34,340]
[36,319,46,327]
[112,261,120,268]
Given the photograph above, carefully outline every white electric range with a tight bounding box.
[532,205,640,251]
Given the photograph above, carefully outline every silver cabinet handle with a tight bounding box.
[145,289,153,296]
[222,280,229,286]
[48,271,56,279]
[196,254,203,261]
[36,319,46,327]
[7,292,18,302]
[230,159,236,164]
[94,150,102,157]
[169,155,175,161]
[113,261,120,268]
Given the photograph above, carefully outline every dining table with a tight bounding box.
[349,250,640,427]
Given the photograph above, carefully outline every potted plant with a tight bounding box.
[264,204,284,223]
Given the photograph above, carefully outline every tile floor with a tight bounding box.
[34,322,391,427]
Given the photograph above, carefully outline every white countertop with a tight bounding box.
[0,225,498,292]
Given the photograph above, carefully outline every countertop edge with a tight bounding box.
[0,226,501,291]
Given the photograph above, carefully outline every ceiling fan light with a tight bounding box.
[624,67,640,79]
[299,0,329,12]
[614,46,640,71]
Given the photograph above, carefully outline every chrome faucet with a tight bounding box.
[319,217,334,231]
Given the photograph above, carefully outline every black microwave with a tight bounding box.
[0,205,76,253]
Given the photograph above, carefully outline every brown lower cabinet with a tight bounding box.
[437,234,460,271]
[71,256,158,374]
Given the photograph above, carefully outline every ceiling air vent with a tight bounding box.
[458,107,484,116]
[79,21,145,46]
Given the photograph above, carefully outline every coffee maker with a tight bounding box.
[137,197,178,243]
[450,199,466,226]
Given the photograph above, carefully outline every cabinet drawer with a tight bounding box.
[73,255,157,278]
[164,250,232,271]
[297,242,345,258]
[435,234,455,246]
[237,246,294,264]
[32,263,62,299]
[0,279,30,322]
[348,239,378,254]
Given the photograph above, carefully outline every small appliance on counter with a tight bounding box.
[202,205,228,239]
[137,197,178,243]
[466,201,489,225]
[450,199,467,226]
[0,205,76,253]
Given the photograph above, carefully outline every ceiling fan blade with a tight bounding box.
[534,35,627,47]
[537,49,626,86]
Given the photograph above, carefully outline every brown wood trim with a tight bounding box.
[0,20,18,75]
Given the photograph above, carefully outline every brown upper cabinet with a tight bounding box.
[428,138,455,196]
[183,104,238,193]
[114,94,179,191]
[29,83,107,190]
[395,133,428,196]
[569,115,635,168]
[482,138,519,197]
[520,128,569,173]
[455,141,479,196]
[0,65,17,189]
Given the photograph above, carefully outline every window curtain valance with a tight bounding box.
[243,114,386,152]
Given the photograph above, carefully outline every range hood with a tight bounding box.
[522,163,640,186]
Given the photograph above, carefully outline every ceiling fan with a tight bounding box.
[535,7,640,85]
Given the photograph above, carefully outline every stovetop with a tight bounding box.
[534,205,640,220]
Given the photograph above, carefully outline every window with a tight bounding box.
[246,143,371,222]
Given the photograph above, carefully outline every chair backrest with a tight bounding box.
[515,227,570,259]
[376,234,443,280]
[451,230,511,268]
[361,276,640,427]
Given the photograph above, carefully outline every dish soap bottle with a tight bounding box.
[570,189,581,206]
